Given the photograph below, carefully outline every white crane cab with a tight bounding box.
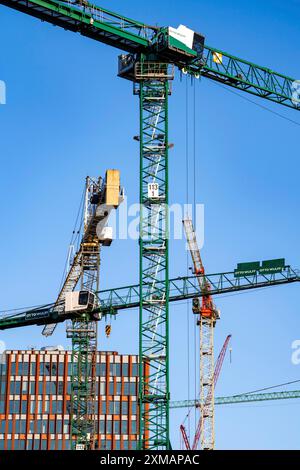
[65,291,96,313]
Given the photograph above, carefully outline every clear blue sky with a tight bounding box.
[0,0,300,450]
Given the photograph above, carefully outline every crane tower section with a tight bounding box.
[183,218,220,450]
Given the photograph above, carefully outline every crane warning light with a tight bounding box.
[213,52,223,64]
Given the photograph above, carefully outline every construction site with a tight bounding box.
[0,0,299,452]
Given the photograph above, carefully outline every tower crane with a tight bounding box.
[42,170,123,450]
[180,334,231,450]
[183,217,221,450]
[0,0,300,450]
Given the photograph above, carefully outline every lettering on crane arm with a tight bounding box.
[234,258,286,278]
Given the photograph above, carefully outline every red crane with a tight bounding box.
[180,334,232,450]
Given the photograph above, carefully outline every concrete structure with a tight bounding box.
[0,349,139,450]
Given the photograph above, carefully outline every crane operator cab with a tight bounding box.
[65,291,101,320]
[154,25,205,64]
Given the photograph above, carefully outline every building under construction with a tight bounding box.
[0,349,140,450]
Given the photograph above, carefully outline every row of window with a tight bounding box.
[5,362,139,378]
[1,398,138,415]
[3,380,137,398]
[0,439,138,450]
[0,418,137,435]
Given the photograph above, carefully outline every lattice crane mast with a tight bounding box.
[1,0,300,450]
[180,334,231,450]
[183,217,220,450]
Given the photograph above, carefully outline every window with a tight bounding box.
[20,420,26,434]
[131,420,137,434]
[124,383,129,395]
[131,441,137,450]
[56,420,62,433]
[113,421,120,433]
[39,363,45,376]
[122,364,128,376]
[132,364,138,376]
[106,421,112,433]
[57,400,63,413]
[9,381,14,394]
[33,439,40,450]
[121,420,127,434]
[31,382,37,394]
[36,420,42,433]
[26,440,33,450]
[22,381,28,394]
[0,419,6,433]
[63,421,70,434]
[41,440,47,450]
[37,400,43,413]
[131,401,137,415]
[116,383,121,396]
[21,363,29,376]
[10,362,16,376]
[15,381,21,395]
[58,363,64,376]
[101,401,106,414]
[109,381,114,395]
[0,440,4,450]
[130,383,136,396]
[41,420,47,434]
[50,440,56,450]
[29,420,35,433]
[100,364,106,377]
[49,420,55,434]
[100,439,107,450]
[57,383,64,395]
[30,400,36,413]
[19,440,26,450]
[122,401,128,415]
[0,378,6,395]
[21,400,27,413]
[99,420,105,434]
[0,399,4,414]
[100,382,105,395]
[110,364,121,377]
[30,362,36,375]
[65,440,71,450]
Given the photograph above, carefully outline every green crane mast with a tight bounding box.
[0,0,300,450]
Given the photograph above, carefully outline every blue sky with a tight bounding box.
[0,0,300,449]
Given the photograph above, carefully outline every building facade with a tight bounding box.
[0,349,139,450]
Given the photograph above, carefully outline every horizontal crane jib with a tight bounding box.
[0,0,152,53]
[0,267,298,330]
